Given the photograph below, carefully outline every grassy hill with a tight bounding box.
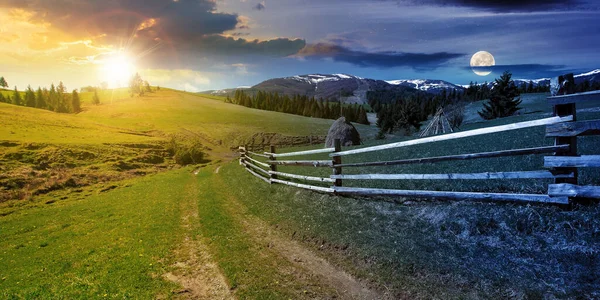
[1,88,598,298]
[1,88,378,204]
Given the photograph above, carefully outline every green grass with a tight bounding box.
[0,168,196,298]
[222,157,600,298]
[225,94,600,297]
[264,109,600,196]
[2,86,599,298]
[1,88,356,203]
[193,166,335,299]
[195,93,228,101]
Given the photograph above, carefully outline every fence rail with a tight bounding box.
[266,147,335,158]
[329,115,573,157]
[238,74,600,205]
[330,171,573,181]
[335,145,570,168]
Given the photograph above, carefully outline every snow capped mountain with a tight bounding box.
[288,74,362,85]
[385,79,465,94]
[576,69,600,77]
[199,68,600,100]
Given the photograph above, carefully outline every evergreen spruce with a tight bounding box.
[49,84,57,111]
[92,89,101,105]
[25,85,36,107]
[12,87,22,106]
[357,106,369,125]
[71,90,81,113]
[478,71,522,120]
[35,87,46,109]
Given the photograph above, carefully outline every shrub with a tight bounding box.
[174,142,204,165]
[165,136,205,165]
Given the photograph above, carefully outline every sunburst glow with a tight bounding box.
[100,54,135,88]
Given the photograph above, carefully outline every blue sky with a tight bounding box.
[1,0,598,91]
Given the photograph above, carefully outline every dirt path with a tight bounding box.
[240,214,383,299]
[213,172,386,299]
[163,172,233,299]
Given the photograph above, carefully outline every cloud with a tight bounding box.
[139,69,212,92]
[296,43,464,69]
[400,0,589,12]
[0,0,304,67]
[193,35,306,56]
[0,1,238,39]
[254,1,266,11]
[467,64,579,78]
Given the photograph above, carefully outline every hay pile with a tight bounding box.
[325,117,361,147]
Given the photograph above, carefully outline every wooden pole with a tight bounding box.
[553,74,578,187]
[241,144,248,165]
[333,139,342,187]
[269,145,277,181]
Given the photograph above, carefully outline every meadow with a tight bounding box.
[1,88,599,298]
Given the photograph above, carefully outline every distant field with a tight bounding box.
[195,93,228,101]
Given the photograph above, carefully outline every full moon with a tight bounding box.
[470,51,495,76]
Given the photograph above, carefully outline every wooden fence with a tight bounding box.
[238,75,600,205]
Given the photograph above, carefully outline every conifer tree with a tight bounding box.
[92,89,101,105]
[35,87,46,109]
[12,86,22,106]
[527,81,534,93]
[357,106,369,125]
[478,71,522,120]
[0,92,5,103]
[71,90,81,113]
[144,81,152,93]
[0,77,7,89]
[56,81,68,112]
[48,84,57,111]
[25,85,36,107]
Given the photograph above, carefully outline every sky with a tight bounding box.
[0,0,599,92]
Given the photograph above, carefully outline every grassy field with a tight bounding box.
[0,168,189,298]
[1,88,373,204]
[0,87,378,298]
[1,88,599,298]
[232,93,600,298]
[222,160,600,298]
[229,95,600,298]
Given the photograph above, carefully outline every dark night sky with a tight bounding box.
[1,0,598,90]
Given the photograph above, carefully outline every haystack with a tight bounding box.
[325,117,361,147]
[419,107,453,137]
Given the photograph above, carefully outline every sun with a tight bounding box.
[100,54,135,88]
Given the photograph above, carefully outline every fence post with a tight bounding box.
[269,145,277,182]
[552,73,578,186]
[240,145,247,165]
[333,139,342,187]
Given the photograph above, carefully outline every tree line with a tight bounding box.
[371,71,531,137]
[0,80,88,114]
[228,90,370,125]
[370,89,464,136]
[0,72,156,114]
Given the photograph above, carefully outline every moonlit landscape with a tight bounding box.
[1,0,600,299]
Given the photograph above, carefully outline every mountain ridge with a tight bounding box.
[200,69,600,104]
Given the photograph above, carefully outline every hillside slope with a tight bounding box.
[0,89,375,203]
